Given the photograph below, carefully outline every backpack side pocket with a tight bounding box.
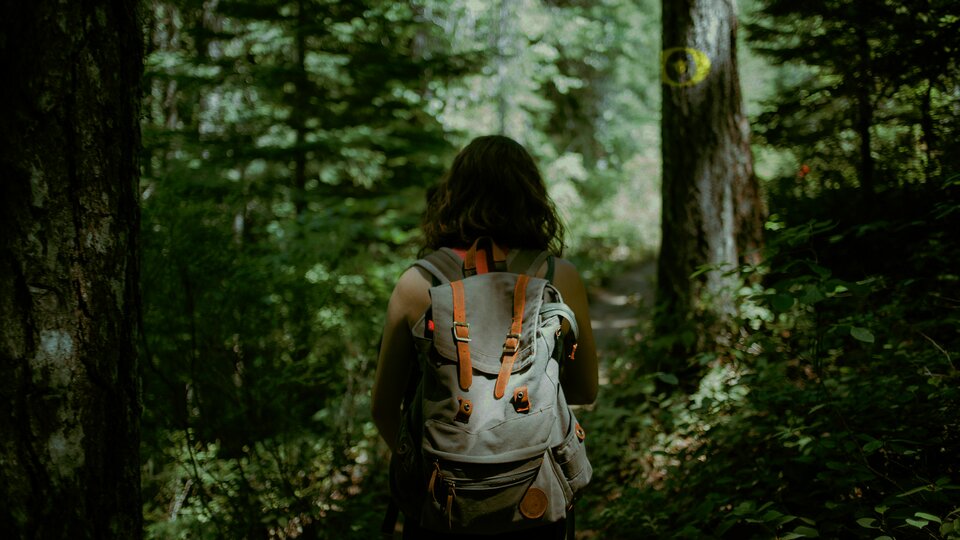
[550,410,592,506]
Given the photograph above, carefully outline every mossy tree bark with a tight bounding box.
[656,0,765,362]
[0,1,143,538]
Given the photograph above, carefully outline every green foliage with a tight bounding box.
[746,0,960,194]
[140,0,456,536]
[138,1,960,537]
[140,0,662,537]
[579,181,960,539]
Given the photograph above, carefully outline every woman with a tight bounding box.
[372,135,598,539]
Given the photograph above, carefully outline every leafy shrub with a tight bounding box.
[578,181,960,539]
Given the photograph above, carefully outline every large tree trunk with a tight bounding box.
[656,0,764,356]
[0,2,143,538]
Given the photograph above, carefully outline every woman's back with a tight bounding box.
[372,135,598,538]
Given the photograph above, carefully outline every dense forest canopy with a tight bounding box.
[2,0,957,538]
[139,0,959,538]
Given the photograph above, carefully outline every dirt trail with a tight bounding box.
[586,258,657,383]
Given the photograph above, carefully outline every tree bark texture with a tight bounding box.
[0,1,143,538]
[656,0,764,339]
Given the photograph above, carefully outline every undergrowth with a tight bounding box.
[578,179,960,539]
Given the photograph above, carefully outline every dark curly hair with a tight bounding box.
[421,135,565,255]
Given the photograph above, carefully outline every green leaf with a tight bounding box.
[898,484,933,497]
[803,261,832,278]
[656,372,679,385]
[786,525,820,537]
[914,512,941,524]
[857,518,878,528]
[808,403,828,414]
[863,440,883,453]
[800,284,826,304]
[850,327,875,343]
[761,510,783,522]
[874,536,894,540]
[771,293,795,311]
[906,518,930,528]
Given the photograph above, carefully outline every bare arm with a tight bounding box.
[371,267,431,452]
[550,258,599,405]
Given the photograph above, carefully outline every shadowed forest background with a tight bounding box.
[2,0,959,538]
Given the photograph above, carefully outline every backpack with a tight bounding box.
[387,237,592,535]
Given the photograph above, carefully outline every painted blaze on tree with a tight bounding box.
[0,1,143,538]
[656,0,765,353]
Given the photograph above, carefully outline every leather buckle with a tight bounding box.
[502,333,521,354]
[453,321,471,342]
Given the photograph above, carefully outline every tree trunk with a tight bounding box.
[0,2,143,538]
[656,0,764,357]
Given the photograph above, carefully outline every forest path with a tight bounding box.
[586,257,657,384]
[570,257,657,539]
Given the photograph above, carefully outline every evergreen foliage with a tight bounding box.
[137,0,959,538]
[139,0,655,537]
[746,0,960,194]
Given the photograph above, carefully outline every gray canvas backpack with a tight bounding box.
[387,237,592,535]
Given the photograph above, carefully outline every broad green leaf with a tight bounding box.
[851,327,875,343]
[857,518,878,528]
[906,518,930,528]
[771,293,795,311]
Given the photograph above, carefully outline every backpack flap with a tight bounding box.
[422,273,559,464]
[429,273,550,376]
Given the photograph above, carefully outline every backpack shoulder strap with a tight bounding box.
[507,249,554,281]
[413,248,464,284]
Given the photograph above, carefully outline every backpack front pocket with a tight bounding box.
[421,454,566,534]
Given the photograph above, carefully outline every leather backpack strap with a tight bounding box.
[508,249,554,281]
[450,280,472,391]
[494,274,530,399]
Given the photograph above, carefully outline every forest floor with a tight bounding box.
[572,257,657,539]
[586,257,657,385]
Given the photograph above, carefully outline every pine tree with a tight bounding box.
[656,0,765,362]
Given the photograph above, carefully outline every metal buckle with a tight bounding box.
[453,321,471,342]
[502,333,521,354]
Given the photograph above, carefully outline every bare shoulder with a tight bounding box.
[390,265,433,328]
[550,257,587,292]
[551,257,579,276]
